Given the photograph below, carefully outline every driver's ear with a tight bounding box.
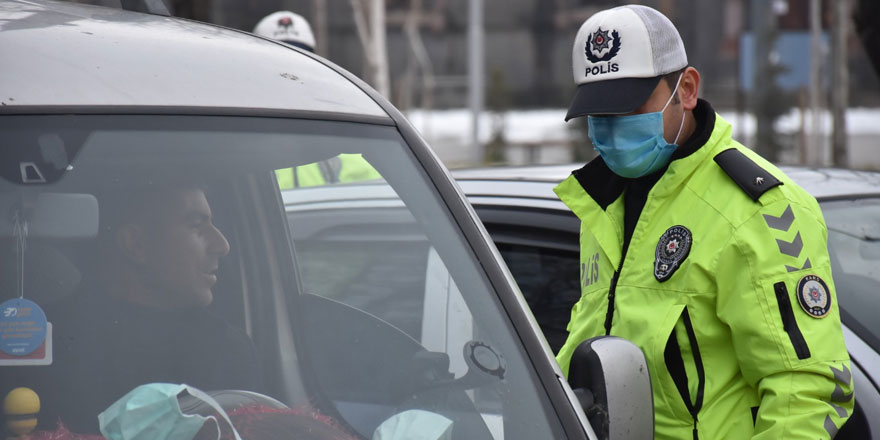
[116,224,147,264]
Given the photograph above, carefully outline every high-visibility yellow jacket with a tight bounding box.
[554,103,853,439]
[276,154,381,189]
[276,162,327,189]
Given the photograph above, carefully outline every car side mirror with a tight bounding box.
[567,336,653,440]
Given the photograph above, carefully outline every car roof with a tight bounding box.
[0,0,387,119]
[453,163,880,202]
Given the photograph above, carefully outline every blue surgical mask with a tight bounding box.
[372,409,453,440]
[98,383,242,440]
[588,74,685,178]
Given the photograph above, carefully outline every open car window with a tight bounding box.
[0,115,564,440]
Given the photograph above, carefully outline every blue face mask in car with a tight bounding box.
[372,409,453,440]
[587,74,685,178]
[98,383,242,440]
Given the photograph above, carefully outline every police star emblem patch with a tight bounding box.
[796,274,832,318]
[585,27,621,63]
[654,226,692,282]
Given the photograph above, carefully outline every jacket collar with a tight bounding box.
[570,99,716,210]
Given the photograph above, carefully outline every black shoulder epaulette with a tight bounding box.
[713,148,782,202]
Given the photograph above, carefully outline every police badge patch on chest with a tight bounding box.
[796,274,832,318]
[654,225,692,282]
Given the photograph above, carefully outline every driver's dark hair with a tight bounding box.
[97,178,207,236]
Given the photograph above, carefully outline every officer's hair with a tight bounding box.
[662,67,687,105]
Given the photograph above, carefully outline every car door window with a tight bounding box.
[471,208,581,354]
[494,243,580,354]
[822,198,880,352]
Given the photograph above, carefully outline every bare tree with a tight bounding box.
[399,0,435,113]
[351,0,391,97]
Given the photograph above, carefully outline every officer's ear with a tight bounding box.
[679,67,700,112]
[115,223,148,264]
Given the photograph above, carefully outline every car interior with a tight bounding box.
[0,114,564,440]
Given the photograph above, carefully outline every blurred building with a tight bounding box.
[162,0,880,112]
[77,0,879,168]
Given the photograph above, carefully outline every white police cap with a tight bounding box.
[566,5,687,120]
[253,11,316,52]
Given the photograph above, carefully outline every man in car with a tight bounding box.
[5,181,263,433]
[554,5,853,439]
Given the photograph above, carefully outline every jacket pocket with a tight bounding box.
[772,281,811,360]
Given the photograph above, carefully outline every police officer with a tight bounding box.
[555,5,853,439]
[253,11,381,189]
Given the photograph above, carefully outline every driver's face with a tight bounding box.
[139,188,230,309]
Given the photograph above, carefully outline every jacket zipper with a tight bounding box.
[773,282,811,359]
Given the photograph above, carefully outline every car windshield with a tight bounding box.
[822,197,880,352]
[0,115,564,439]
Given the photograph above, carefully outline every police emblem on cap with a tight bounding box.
[585,27,621,63]
[796,275,832,318]
[277,16,293,29]
[654,225,691,282]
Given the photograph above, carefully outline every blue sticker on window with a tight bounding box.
[0,298,48,356]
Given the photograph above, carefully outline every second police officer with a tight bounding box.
[253,11,382,189]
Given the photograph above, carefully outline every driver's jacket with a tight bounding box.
[554,110,853,439]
